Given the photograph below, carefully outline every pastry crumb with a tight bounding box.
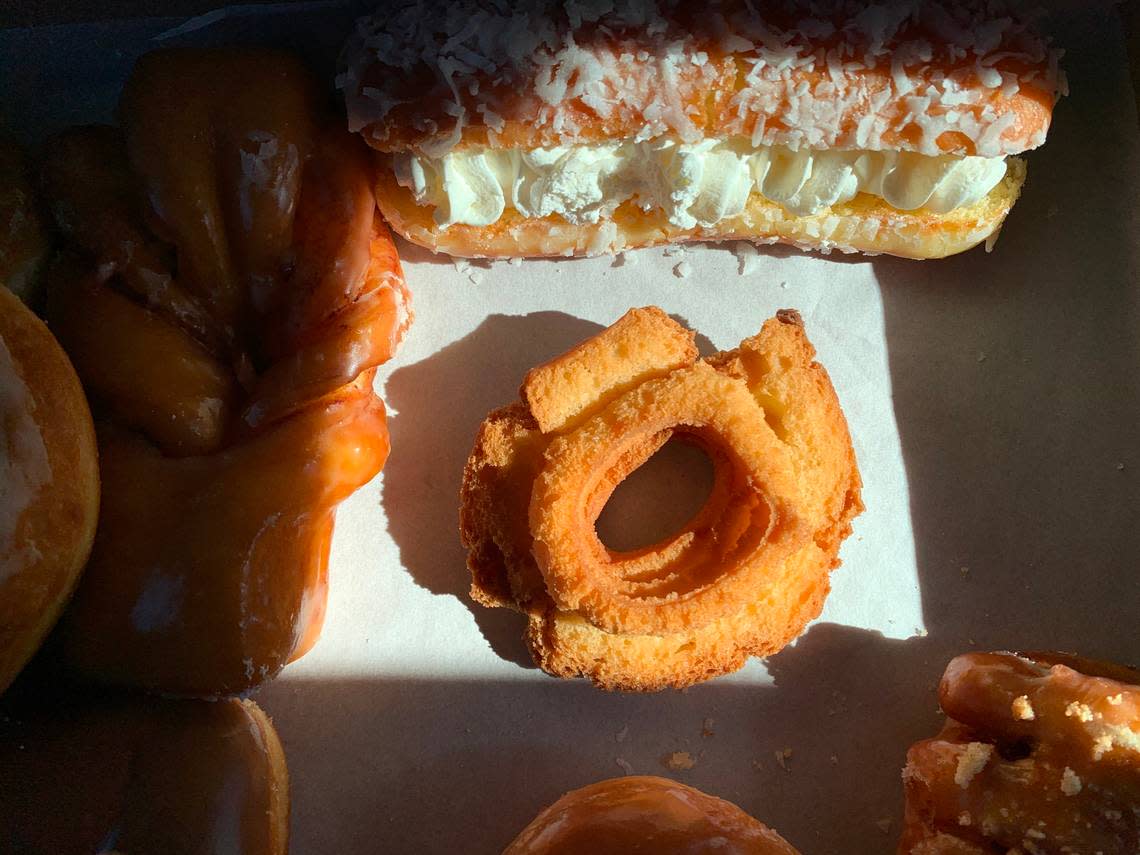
[954,742,993,789]
[1116,462,1126,471]
[829,754,839,765]
[673,260,692,278]
[615,757,634,775]
[452,258,470,274]
[1064,701,1094,722]
[701,717,715,738]
[958,812,972,827]
[775,748,793,771]
[615,724,629,743]
[875,818,892,833]
[612,250,637,268]
[1012,695,1036,721]
[1060,766,1082,796]
[976,351,987,363]
[662,751,696,771]
[663,244,687,258]
[506,256,522,267]
[960,566,970,577]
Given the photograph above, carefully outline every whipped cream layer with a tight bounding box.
[393,138,1008,230]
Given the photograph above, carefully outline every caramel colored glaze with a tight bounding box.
[40,48,410,696]
[0,694,288,855]
[504,776,801,855]
[899,652,1140,854]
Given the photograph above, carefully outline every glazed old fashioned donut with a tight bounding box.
[0,286,99,695]
[461,308,862,691]
[0,691,288,855]
[504,776,801,854]
[39,49,411,697]
[899,651,1140,854]
[342,1,1063,260]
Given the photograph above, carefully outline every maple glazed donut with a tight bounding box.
[504,776,801,854]
[0,286,99,695]
[460,308,862,691]
[38,49,411,697]
[899,651,1140,854]
[0,692,288,855]
[340,0,1064,260]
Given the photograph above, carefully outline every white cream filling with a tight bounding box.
[393,138,1008,229]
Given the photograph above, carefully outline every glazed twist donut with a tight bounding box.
[39,49,410,697]
[900,651,1140,854]
[461,307,862,690]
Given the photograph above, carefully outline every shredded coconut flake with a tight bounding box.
[341,1,1062,159]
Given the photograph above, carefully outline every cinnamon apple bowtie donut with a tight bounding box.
[461,307,862,691]
[900,651,1140,854]
[39,48,411,697]
[504,776,801,854]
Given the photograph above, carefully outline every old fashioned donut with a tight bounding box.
[461,307,862,691]
[504,776,801,854]
[0,286,99,695]
[39,49,411,697]
[899,651,1140,854]
[0,690,288,855]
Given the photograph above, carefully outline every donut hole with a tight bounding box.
[595,436,714,553]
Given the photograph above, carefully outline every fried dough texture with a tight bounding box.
[899,651,1140,854]
[460,307,862,691]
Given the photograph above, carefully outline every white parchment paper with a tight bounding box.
[3,3,1138,852]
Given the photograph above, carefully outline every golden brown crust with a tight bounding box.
[460,308,862,691]
[504,776,801,854]
[0,286,99,694]
[899,652,1140,854]
[521,306,696,433]
[374,157,1026,260]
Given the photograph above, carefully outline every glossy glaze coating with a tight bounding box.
[505,776,801,854]
[0,693,288,855]
[41,49,410,696]
[900,652,1140,854]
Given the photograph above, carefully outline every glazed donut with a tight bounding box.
[504,776,800,854]
[0,285,98,695]
[0,141,49,300]
[39,49,411,697]
[899,651,1140,854]
[341,1,1063,260]
[461,307,862,691]
[0,691,288,855]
